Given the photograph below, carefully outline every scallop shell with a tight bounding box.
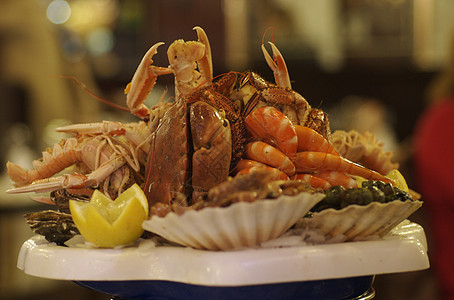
[142,192,324,250]
[297,200,422,242]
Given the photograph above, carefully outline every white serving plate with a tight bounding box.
[17,221,429,286]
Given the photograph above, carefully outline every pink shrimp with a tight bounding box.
[236,166,289,181]
[294,125,338,154]
[233,159,267,174]
[313,171,357,189]
[292,173,331,190]
[293,151,392,183]
[245,106,298,156]
[245,141,295,176]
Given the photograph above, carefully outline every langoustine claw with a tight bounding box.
[125,42,173,119]
[193,26,213,83]
[261,41,292,89]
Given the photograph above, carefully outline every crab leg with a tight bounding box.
[262,41,292,89]
[124,42,173,118]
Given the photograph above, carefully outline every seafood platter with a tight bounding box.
[9,27,428,299]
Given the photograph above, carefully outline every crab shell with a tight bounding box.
[190,101,232,202]
[144,99,234,210]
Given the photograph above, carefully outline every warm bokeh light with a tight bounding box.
[85,27,115,56]
[64,0,119,34]
[46,0,71,25]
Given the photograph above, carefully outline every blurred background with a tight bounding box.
[1,0,453,299]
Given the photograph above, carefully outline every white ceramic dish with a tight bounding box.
[17,221,429,285]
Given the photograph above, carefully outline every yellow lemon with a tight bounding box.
[386,169,409,193]
[69,184,148,248]
[355,175,367,188]
[354,169,409,193]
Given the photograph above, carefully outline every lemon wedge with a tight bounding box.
[69,184,149,248]
[354,169,409,193]
[355,175,367,188]
[386,169,409,193]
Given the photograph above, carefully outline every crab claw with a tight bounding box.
[261,41,292,89]
[29,196,58,205]
[125,42,173,119]
[6,174,89,194]
[56,121,126,136]
[193,26,213,82]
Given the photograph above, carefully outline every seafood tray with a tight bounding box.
[8,25,427,299]
[17,221,429,300]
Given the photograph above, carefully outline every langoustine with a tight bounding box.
[6,27,236,213]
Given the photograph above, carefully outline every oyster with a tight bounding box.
[25,210,79,246]
[24,189,89,245]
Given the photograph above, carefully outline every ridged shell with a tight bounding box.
[142,192,324,250]
[297,200,422,242]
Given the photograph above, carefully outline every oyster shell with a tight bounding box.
[25,210,79,246]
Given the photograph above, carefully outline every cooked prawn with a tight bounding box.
[232,159,267,174]
[292,173,331,190]
[294,125,338,154]
[293,151,392,183]
[244,141,295,176]
[245,106,297,155]
[314,171,357,189]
